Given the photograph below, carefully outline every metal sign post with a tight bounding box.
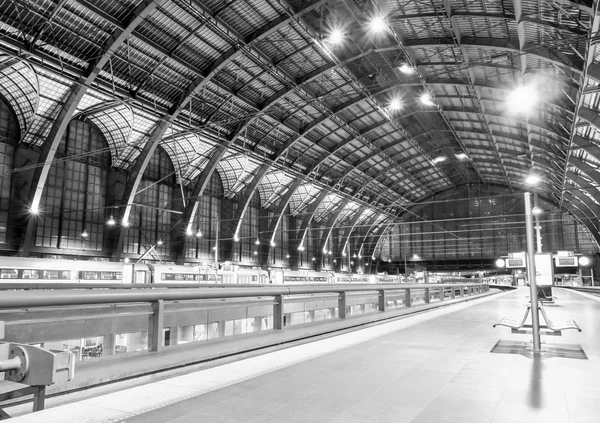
[525,192,542,352]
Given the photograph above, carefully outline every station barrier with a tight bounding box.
[0,283,489,355]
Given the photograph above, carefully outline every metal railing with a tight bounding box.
[0,283,489,355]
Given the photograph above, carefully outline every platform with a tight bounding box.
[10,287,600,423]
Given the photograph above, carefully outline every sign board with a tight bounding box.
[506,257,526,268]
[535,253,554,286]
[555,256,577,267]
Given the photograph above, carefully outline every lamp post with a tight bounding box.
[525,192,542,352]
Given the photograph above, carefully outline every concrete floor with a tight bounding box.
[13,288,600,423]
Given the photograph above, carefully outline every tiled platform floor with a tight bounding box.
[14,288,600,422]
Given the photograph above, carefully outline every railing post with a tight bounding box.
[103,333,116,356]
[378,290,386,311]
[440,287,444,301]
[451,286,455,299]
[338,292,347,318]
[404,288,411,307]
[149,300,164,352]
[274,295,284,330]
[425,288,430,303]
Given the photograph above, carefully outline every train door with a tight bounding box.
[122,264,133,284]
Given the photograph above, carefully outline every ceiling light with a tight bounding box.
[369,15,386,32]
[532,206,543,215]
[233,235,239,242]
[334,259,337,263]
[196,231,203,238]
[329,28,343,44]
[526,174,541,185]
[298,245,305,251]
[270,241,276,247]
[413,254,419,259]
[398,63,414,74]
[122,220,130,228]
[419,92,435,106]
[81,230,88,238]
[507,85,538,114]
[328,250,332,254]
[312,257,316,261]
[254,250,258,255]
[255,238,260,245]
[342,252,346,257]
[432,156,446,164]
[29,204,39,215]
[286,254,290,258]
[388,98,402,110]
[455,153,469,160]
[107,215,116,226]
[157,240,163,246]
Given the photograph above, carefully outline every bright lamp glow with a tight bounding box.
[29,204,39,215]
[107,215,116,226]
[124,258,130,264]
[233,235,240,242]
[286,254,290,258]
[526,174,541,185]
[298,245,305,251]
[255,238,260,245]
[342,251,346,256]
[157,240,163,246]
[122,220,130,228]
[270,241,276,247]
[495,258,506,268]
[329,28,343,44]
[312,257,316,261]
[253,250,258,255]
[389,98,402,110]
[186,227,193,236]
[398,63,414,74]
[432,156,446,164]
[419,92,434,106]
[196,231,203,238]
[532,206,542,215]
[81,230,88,238]
[328,250,332,254]
[456,153,468,160]
[413,254,420,259]
[507,85,538,114]
[369,15,386,32]
[579,256,590,266]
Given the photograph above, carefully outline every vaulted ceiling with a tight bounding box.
[1,0,600,250]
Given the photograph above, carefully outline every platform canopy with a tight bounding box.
[1,0,599,251]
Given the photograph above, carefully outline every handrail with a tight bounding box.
[0,283,485,309]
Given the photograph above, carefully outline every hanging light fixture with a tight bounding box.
[81,230,88,238]
[107,215,116,226]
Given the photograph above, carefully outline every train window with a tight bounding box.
[100,272,121,280]
[207,274,216,281]
[183,274,197,281]
[0,269,18,279]
[22,269,40,279]
[82,271,99,280]
[60,271,71,279]
[42,270,60,279]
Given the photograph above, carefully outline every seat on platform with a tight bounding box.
[539,304,581,332]
[493,306,530,330]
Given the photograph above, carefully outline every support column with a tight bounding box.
[102,333,116,356]
[525,192,542,353]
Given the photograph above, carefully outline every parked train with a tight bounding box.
[0,256,423,286]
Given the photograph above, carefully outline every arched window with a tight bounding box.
[185,171,223,261]
[0,99,19,244]
[123,146,175,257]
[36,120,110,251]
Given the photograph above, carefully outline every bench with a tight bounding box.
[493,303,581,336]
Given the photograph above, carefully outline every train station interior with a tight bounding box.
[1,0,600,421]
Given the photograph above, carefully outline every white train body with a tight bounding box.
[0,257,404,286]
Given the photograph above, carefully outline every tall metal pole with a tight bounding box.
[525,192,542,352]
[215,216,219,270]
[534,192,542,253]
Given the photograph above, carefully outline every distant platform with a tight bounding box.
[11,288,600,423]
